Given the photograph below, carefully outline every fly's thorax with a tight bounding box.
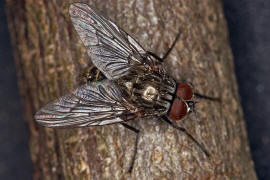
[117,69,176,115]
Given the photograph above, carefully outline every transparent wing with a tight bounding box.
[35,80,137,128]
[69,2,147,80]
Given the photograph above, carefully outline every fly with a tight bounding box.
[35,2,220,173]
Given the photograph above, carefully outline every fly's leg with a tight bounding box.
[147,51,163,61]
[121,123,140,173]
[194,92,221,102]
[160,116,210,157]
[177,81,221,102]
[161,31,182,61]
[147,31,182,62]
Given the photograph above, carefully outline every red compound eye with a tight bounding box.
[176,83,193,100]
[169,99,188,121]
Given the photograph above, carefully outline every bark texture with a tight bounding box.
[6,0,257,179]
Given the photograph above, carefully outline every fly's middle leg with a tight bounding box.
[121,123,140,173]
[147,31,182,62]
[160,115,210,157]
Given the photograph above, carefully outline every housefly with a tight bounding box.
[35,2,220,173]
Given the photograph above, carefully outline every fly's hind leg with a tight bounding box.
[121,123,140,173]
[160,115,210,157]
[148,31,182,62]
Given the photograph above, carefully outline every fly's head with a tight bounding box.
[169,83,195,121]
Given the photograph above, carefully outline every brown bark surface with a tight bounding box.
[5,0,257,179]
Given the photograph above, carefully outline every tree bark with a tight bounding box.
[6,0,257,179]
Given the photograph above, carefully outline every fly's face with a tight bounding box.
[169,83,194,120]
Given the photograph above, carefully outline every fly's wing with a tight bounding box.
[69,3,148,80]
[35,80,137,128]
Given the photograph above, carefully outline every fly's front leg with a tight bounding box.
[121,123,140,173]
[148,31,182,62]
[194,92,221,102]
[160,116,210,157]
[177,81,221,103]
